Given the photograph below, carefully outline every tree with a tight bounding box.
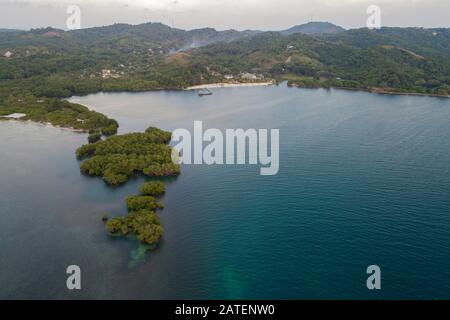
[139,181,165,196]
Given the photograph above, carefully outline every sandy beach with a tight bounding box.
[185,81,275,90]
[0,113,26,119]
[0,118,86,133]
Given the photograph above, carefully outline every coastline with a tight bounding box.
[287,83,450,99]
[39,121,86,133]
[185,81,275,90]
[0,113,26,119]
[0,118,86,133]
[366,88,450,99]
[185,80,450,98]
[3,82,449,134]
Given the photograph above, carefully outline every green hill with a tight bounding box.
[0,22,449,98]
[281,22,345,35]
[189,28,450,96]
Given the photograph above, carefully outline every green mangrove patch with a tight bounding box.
[76,126,180,185]
[76,127,178,246]
[107,209,164,245]
[139,181,165,196]
[0,96,118,137]
[106,182,168,245]
[127,195,164,211]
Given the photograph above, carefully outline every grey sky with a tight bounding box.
[1,0,449,31]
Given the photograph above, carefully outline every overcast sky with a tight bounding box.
[1,0,449,31]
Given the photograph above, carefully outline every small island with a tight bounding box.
[106,182,167,245]
[76,126,180,185]
[107,209,164,246]
[139,181,166,196]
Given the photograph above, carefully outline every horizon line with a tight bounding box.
[2,20,450,33]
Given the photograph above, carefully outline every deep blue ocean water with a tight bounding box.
[1,84,450,299]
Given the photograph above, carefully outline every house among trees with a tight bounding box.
[4,50,12,58]
[241,72,259,80]
[102,69,112,78]
[102,69,120,79]
[241,72,265,81]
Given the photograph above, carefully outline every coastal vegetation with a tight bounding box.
[0,95,118,135]
[127,195,164,211]
[77,126,180,185]
[106,181,168,245]
[88,132,102,144]
[77,127,176,246]
[139,181,166,196]
[107,210,164,245]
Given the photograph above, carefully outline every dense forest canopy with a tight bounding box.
[76,126,180,185]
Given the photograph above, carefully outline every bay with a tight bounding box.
[1,84,450,299]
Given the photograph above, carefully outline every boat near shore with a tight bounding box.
[198,88,213,96]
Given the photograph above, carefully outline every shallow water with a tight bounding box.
[1,84,450,299]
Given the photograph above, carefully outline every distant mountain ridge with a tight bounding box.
[0,23,260,53]
[281,22,345,35]
[0,21,346,52]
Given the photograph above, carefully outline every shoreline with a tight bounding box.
[287,83,450,99]
[366,89,450,99]
[341,86,450,99]
[1,118,86,133]
[3,82,448,133]
[0,113,26,119]
[185,81,275,90]
[64,81,448,99]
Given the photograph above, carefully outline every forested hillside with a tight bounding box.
[281,21,345,35]
[0,22,449,99]
[190,28,450,96]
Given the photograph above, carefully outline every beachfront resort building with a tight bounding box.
[241,72,265,81]
[241,72,259,80]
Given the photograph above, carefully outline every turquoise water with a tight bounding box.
[1,84,450,299]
